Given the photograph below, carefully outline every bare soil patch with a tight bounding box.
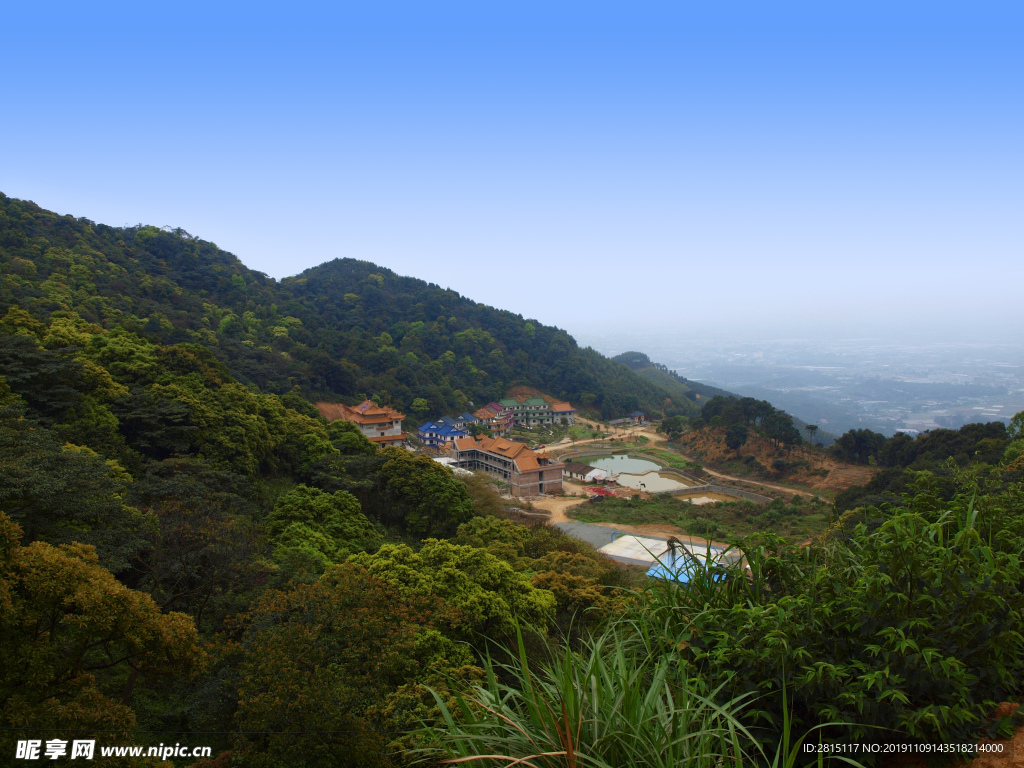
[674,428,876,494]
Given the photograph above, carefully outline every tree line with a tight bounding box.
[832,419,1021,511]
[668,394,804,449]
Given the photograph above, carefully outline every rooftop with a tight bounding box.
[564,461,596,474]
[452,434,563,472]
[317,399,405,424]
[418,422,468,437]
[597,535,670,566]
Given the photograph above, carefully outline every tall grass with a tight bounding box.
[412,534,877,768]
[414,623,758,768]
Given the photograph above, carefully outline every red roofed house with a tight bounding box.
[316,399,408,446]
[450,435,564,496]
[472,402,514,437]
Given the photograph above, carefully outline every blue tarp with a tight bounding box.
[646,549,728,583]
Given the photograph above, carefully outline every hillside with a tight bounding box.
[673,426,875,493]
[0,193,680,419]
[613,351,735,404]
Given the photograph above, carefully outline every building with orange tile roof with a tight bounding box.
[450,435,564,496]
[316,399,408,446]
[550,402,577,425]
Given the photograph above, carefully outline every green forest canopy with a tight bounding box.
[0,193,696,420]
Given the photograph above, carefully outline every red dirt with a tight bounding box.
[314,402,350,420]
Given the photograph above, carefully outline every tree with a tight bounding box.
[129,458,262,631]
[659,415,688,441]
[1010,409,1024,440]
[0,512,199,751]
[0,390,149,573]
[724,423,748,456]
[452,519,617,629]
[265,485,382,573]
[234,563,473,768]
[0,332,86,425]
[833,429,887,464]
[326,419,378,456]
[460,472,507,519]
[371,448,475,538]
[763,411,802,450]
[804,424,819,445]
[410,397,430,422]
[349,540,556,638]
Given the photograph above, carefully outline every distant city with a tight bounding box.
[580,332,1024,438]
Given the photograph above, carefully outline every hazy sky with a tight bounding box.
[3,1,1022,343]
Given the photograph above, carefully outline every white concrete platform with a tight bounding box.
[598,535,671,566]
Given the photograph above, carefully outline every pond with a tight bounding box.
[583,454,661,474]
[580,454,690,492]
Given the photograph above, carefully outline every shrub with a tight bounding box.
[629,478,1024,750]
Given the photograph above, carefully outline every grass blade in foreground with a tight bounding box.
[413,623,758,768]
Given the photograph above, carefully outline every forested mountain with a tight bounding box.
[0,194,688,419]
[0,193,634,762]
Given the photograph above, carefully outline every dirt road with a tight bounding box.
[530,482,589,523]
[695,465,815,498]
[549,420,669,452]
[529,481,734,549]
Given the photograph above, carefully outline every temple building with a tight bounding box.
[449,435,564,496]
[316,399,407,446]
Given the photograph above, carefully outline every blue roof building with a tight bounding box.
[417,421,469,449]
[455,412,478,428]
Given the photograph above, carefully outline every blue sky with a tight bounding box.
[3,1,1022,342]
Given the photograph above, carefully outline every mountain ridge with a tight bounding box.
[0,193,692,420]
